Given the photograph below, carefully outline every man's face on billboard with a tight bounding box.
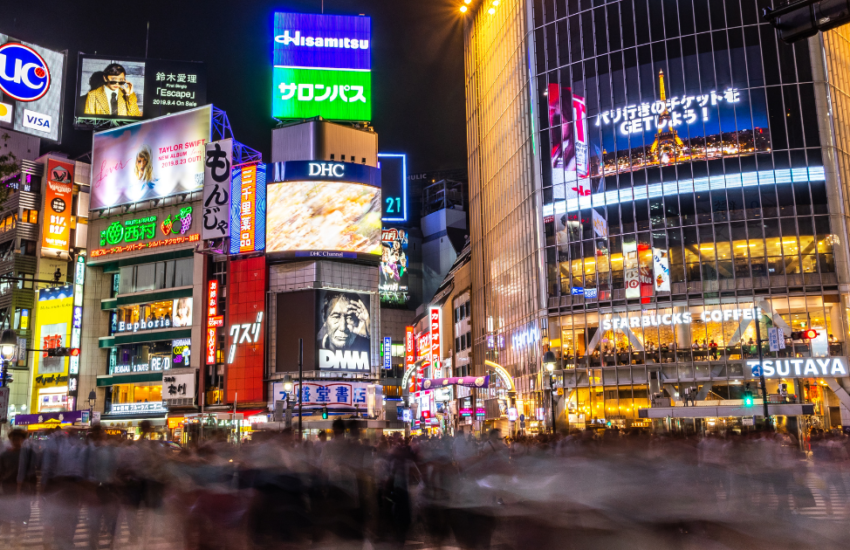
[326,297,353,349]
[104,73,126,91]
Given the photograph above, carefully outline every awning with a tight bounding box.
[638,403,815,419]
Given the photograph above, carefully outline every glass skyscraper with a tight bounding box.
[464,0,850,433]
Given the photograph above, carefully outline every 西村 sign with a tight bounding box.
[747,357,848,379]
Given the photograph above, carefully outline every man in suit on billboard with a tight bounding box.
[83,63,141,117]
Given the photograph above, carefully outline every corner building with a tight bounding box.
[464,0,850,433]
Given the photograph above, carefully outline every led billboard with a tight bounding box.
[378,153,407,222]
[317,290,371,372]
[90,105,211,210]
[42,158,74,259]
[272,12,371,122]
[267,160,381,260]
[31,285,74,412]
[0,34,66,142]
[75,54,206,126]
[380,228,409,305]
[225,256,266,403]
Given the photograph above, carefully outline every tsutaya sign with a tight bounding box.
[601,308,763,331]
[596,88,741,135]
[748,357,848,379]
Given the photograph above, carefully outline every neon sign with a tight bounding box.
[99,207,192,247]
[227,312,263,364]
[91,234,200,258]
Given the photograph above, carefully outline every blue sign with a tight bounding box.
[383,336,392,369]
[751,365,762,377]
[571,287,584,296]
[584,288,598,299]
[229,163,266,254]
[273,12,371,71]
[379,153,407,222]
[0,43,51,102]
[275,160,381,188]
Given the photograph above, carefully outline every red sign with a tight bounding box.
[208,280,218,316]
[42,158,74,258]
[206,327,217,365]
[225,256,266,403]
[405,326,415,369]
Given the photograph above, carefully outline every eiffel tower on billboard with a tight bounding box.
[650,70,684,165]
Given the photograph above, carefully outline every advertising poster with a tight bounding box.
[272,12,371,122]
[430,307,440,375]
[30,285,74,412]
[230,163,266,254]
[75,55,206,125]
[0,34,66,142]
[547,83,592,200]
[42,158,74,259]
[90,105,212,210]
[294,381,368,409]
[202,139,232,241]
[266,180,381,256]
[591,209,608,239]
[316,290,371,372]
[380,227,409,305]
[623,240,639,299]
[225,256,266,402]
[652,248,671,292]
[171,298,193,327]
[92,204,198,259]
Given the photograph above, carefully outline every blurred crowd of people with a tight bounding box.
[0,420,849,549]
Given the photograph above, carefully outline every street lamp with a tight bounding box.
[282,374,293,393]
[0,329,16,390]
[543,350,557,434]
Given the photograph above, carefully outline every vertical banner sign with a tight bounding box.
[768,327,780,352]
[624,240,639,299]
[405,326,415,391]
[573,96,589,182]
[206,279,218,365]
[229,163,266,254]
[42,158,74,259]
[430,308,440,377]
[652,248,671,292]
[202,139,232,240]
[592,209,608,238]
[69,255,85,380]
[383,336,392,370]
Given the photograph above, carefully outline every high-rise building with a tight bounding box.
[463,0,850,434]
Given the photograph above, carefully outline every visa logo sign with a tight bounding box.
[22,109,51,133]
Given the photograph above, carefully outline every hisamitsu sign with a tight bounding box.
[747,357,848,379]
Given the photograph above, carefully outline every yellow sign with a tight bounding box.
[556,388,564,396]
[30,285,74,412]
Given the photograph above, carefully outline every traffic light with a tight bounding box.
[743,384,754,407]
[791,329,819,340]
[321,406,328,420]
[765,0,850,44]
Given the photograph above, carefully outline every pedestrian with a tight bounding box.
[0,429,27,546]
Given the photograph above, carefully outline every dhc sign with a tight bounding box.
[748,357,849,379]
[308,162,345,177]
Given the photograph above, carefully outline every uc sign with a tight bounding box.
[0,43,50,102]
[308,162,345,177]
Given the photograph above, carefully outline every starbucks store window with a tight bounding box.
[549,295,844,369]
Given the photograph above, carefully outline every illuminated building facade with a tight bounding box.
[464,0,850,433]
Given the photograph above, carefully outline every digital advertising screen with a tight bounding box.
[75,54,206,126]
[266,160,381,260]
[229,163,266,254]
[378,153,407,222]
[42,158,74,259]
[380,227,409,306]
[90,105,212,210]
[30,285,74,412]
[316,289,372,372]
[272,12,371,122]
[0,34,66,142]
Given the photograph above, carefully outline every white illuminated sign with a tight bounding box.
[596,89,741,135]
[109,402,167,415]
[748,357,848,379]
[308,162,345,177]
[227,312,263,364]
[601,308,762,331]
[512,325,540,349]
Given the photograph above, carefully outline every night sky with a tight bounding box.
[4,0,467,174]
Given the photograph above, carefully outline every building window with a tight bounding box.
[118,258,194,294]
